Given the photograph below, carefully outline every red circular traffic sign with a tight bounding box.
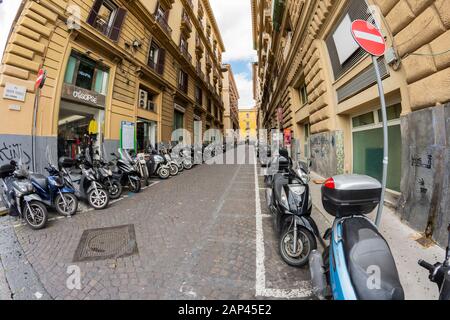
[351,20,386,57]
[35,69,46,90]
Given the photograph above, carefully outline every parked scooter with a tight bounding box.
[309,175,404,300]
[0,151,48,229]
[264,148,291,187]
[146,147,171,179]
[265,151,318,267]
[30,148,78,216]
[59,150,110,210]
[418,224,450,300]
[93,151,123,200]
[159,144,179,176]
[134,152,151,186]
[110,149,141,193]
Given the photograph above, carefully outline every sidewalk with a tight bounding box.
[309,171,444,300]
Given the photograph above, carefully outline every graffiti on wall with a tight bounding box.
[411,154,432,169]
[310,134,332,159]
[0,141,31,165]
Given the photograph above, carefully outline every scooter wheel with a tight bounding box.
[88,188,109,210]
[183,162,193,170]
[279,225,317,267]
[105,180,123,200]
[169,164,179,176]
[129,179,141,193]
[158,168,170,180]
[55,193,78,216]
[24,201,48,230]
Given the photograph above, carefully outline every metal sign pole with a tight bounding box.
[372,55,388,227]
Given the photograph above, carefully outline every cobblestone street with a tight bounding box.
[0,148,315,300]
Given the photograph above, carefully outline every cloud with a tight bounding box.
[209,0,257,62]
[234,73,255,108]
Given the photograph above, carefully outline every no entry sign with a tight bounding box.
[351,20,386,57]
[35,69,46,90]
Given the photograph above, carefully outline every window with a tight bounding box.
[155,2,168,21]
[178,70,188,93]
[352,111,375,128]
[325,0,370,79]
[304,123,310,158]
[173,110,184,142]
[148,41,166,75]
[207,98,212,113]
[300,85,308,105]
[87,0,126,41]
[64,51,110,95]
[195,86,203,105]
[378,104,402,122]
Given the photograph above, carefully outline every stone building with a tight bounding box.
[252,0,450,246]
[239,107,258,143]
[0,0,225,170]
[222,64,240,132]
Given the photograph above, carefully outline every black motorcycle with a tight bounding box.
[59,150,110,210]
[110,149,141,193]
[146,147,171,179]
[419,224,450,300]
[93,157,123,200]
[265,150,319,267]
[0,159,48,230]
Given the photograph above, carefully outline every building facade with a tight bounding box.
[252,0,450,246]
[239,107,258,143]
[0,0,225,171]
[222,64,240,132]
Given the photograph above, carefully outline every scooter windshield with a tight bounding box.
[118,149,133,163]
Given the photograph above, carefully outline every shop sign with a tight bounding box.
[284,129,292,146]
[61,83,106,107]
[3,83,26,102]
[121,121,136,150]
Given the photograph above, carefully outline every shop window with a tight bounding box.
[173,110,184,143]
[148,41,166,75]
[87,0,127,41]
[64,51,110,95]
[137,119,157,152]
[352,111,375,128]
[378,104,402,122]
[138,87,156,112]
[178,69,188,93]
[304,123,310,158]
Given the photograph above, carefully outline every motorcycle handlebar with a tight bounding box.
[418,260,435,273]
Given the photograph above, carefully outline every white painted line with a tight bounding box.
[253,150,313,299]
[353,30,384,44]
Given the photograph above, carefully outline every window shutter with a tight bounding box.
[157,48,166,75]
[87,0,104,26]
[109,8,127,41]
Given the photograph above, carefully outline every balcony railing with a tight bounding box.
[180,44,192,63]
[154,12,172,36]
[181,11,192,34]
[195,36,204,56]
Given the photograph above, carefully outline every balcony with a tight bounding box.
[179,44,192,64]
[205,55,212,72]
[180,11,192,36]
[195,36,204,57]
[196,64,206,82]
[154,12,172,36]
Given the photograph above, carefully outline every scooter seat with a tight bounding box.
[30,174,47,190]
[342,217,404,300]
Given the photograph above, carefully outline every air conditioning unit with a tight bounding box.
[147,100,155,112]
[139,89,148,109]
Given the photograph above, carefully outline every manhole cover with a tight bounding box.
[73,225,138,262]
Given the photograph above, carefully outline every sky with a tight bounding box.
[0,0,21,60]
[209,0,257,109]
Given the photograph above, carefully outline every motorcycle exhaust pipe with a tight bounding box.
[309,250,328,300]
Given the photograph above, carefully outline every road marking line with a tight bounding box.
[253,149,313,299]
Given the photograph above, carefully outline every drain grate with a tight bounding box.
[73,225,138,262]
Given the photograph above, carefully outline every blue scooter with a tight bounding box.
[30,163,79,217]
[309,175,404,300]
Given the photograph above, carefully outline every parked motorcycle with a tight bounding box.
[418,224,450,300]
[265,151,318,267]
[110,149,141,193]
[29,147,78,216]
[159,145,179,176]
[264,148,291,187]
[0,151,48,229]
[134,152,151,186]
[59,150,110,210]
[309,175,404,300]
[92,153,122,200]
[146,147,171,179]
